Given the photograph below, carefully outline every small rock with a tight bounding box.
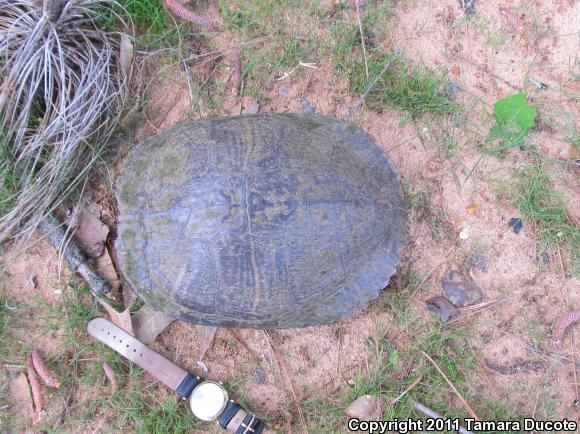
[301,98,316,114]
[278,85,290,97]
[450,65,461,75]
[426,296,459,322]
[246,100,260,114]
[507,217,523,234]
[196,360,209,373]
[439,83,460,102]
[463,0,476,14]
[253,368,265,384]
[344,395,383,421]
[459,227,470,240]
[442,270,483,307]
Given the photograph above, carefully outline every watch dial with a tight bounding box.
[189,381,228,421]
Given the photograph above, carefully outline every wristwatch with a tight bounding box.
[87,317,265,433]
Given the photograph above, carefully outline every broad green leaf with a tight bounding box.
[492,93,536,131]
[486,93,537,154]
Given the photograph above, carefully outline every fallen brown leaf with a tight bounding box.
[8,372,35,425]
[98,299,134,336]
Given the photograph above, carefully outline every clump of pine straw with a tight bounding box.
[0,0,131,242]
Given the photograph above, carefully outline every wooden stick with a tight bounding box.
[345,49,402,121]
[38,214,110,295]
[263,331,307,433]
[421,351,480,420]
[557,244,579,402]
[391,374,422,404]
[412,401,474,434]
[226,330,262,363]
[355,0,368,80]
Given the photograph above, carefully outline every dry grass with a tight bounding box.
[0,0,131,243]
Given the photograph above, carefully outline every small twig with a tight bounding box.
[471,349,500,401]
[556,244,579,402]
[263,331,307,433]
[391,374,422,404]
[345,49,402,120]
[38,214,110,295]
[421,351,480,420]
[446,299,501,326]
[226,330,261,363]
[276,61,317,81]
[355,0,368,80]
[456,55,520,91]
[412,401,474,434]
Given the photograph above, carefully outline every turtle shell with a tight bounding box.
[116,113,406,328]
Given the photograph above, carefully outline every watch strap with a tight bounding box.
[87,317,197,395]
[220,401,265,434]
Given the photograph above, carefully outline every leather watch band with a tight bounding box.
[220,402,265,434]
[87,317,198,397]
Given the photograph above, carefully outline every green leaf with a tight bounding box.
[486,93,537,154]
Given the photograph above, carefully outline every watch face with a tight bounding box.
[189,381,228,421]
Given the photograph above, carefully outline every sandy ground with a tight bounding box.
[1,0,579,432]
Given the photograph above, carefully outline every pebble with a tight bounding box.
[426,296,459,322]
[246,100,260,114]
[278,85,290,97]
[459,227,470,240]
[196,360,208,373]
[442,270,483,307]
[301,98,316,114]
[253,368,265,384]
[507,217,523,234]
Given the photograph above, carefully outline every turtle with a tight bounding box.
[116,113,406,329]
